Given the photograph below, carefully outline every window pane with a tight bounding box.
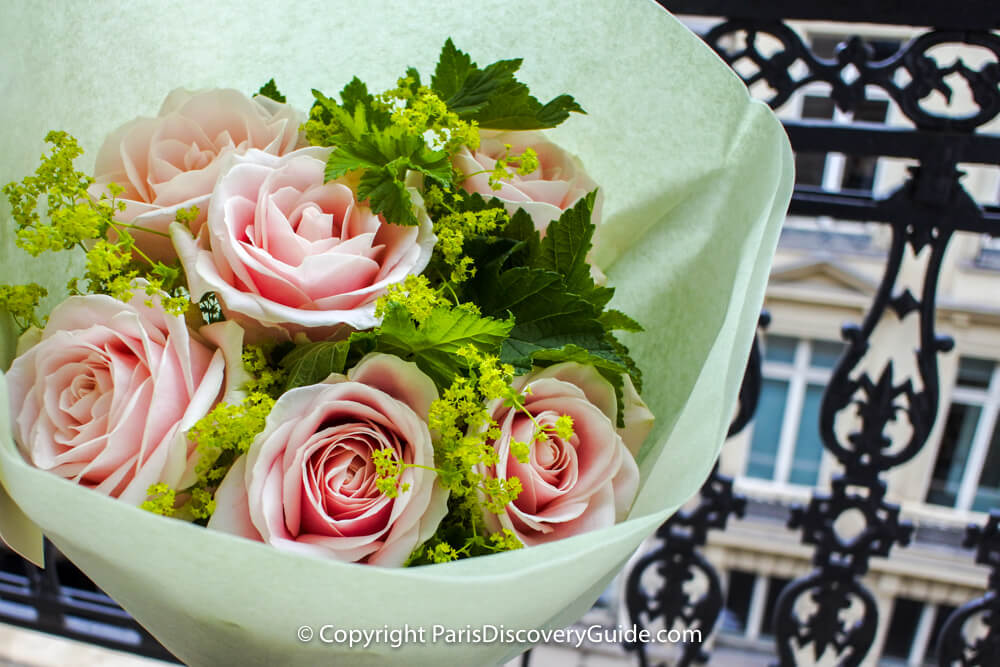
[811,340,845,369]
[926,403,981,507]
[794,152,827,187]
[884,597,925,659]
[925,604,957,664]
[759,577,791,638]
[747,379,788,480]
[958,357,994,390]
[764,336,797,364]
[810,35,842,60]
[973,420,1000,512]
[802,95,835,120]
[721,570,756,635]
[854,98,889,124]
[790,383,825,486]
[841,156,879,191]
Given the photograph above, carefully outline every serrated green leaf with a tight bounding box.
[536,191,596,290]
[447,59,524,115]
[498,208,541,258]
[339,77,374,113]
[430,38,582,129]
[357,169,417,226]
[599,310,644,332]
[256,78,286,103]
[311,89,368,144]
[431,38,476,101]
[376,303,514,388]
[324,142,385,181]
[281,341,350,391]
[536,94,586,127]
[474,84,585,130]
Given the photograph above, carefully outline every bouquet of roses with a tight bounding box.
[2,38,653,567]
[0,3,792,664]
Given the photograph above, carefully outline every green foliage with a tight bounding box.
[374,302,514,388]
[280,340,349,391]
[305,38,582,227]
[430,38,585,129]
[0,283,47,331]
[3,131,191,316]
[256,78,286,103]
[454,191,642,424]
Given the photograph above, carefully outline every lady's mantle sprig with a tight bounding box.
[2,131,189,327]
[141,344,285,522]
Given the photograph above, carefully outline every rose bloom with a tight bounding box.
[453,130,603,234]
[208,354,447,567]
[88,88,303,261]
[481,362,653,546]
[5,293,244,505]
[172,148,436,341]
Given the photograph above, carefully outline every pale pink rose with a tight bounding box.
[453,130,603,234]
[88,88,303,260]
[5,293,245,505]
[480,363,649,546]
[172,148,436,341]
[208,353,448,567]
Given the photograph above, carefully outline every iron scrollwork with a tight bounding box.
[937,513,1000,666]
[700,21,1000,131]
[644,6,1000,666]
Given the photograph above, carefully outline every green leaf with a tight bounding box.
[431,38,476,101]
[599,309,644,332]
[311,89,368,144]
[536,192,596,290]
[281,341,350,391]
[501,324,614,370]
[357,169,417,226]
[528,343,630,427]
[256,78,286,103]
[532,191,614,310]
[474,84,585,130]
[324,141,386,181]
[339,77,374,113]
[536,94,587,127]
[325,124,450,195]
[447,59,524,115]
[498,208,541,259]
[430,38,583,129]
[376,303,514,388]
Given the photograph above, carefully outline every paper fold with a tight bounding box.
[0,1,793,664]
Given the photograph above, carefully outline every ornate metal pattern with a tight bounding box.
[938,513,1000,665]
[634,3,1000,666]
[699,21,1000,132]
[622,314,765,666]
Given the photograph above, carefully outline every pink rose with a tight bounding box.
[5,293,244,505]
[453,130,603,234]
[89,88,303,260]
[208,353,448,567]
[172,148,436,341]
[480,363,649,546]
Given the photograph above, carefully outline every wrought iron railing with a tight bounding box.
[0,3,998,666]
[623,2,1000,666]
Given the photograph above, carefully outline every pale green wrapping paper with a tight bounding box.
[0,0,793,664]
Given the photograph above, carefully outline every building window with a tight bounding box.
[792,34,897,196]
[745,336,843,487]
[720,570,790,642]
[781,34,898,254]
[926,357,1000,513]
[883,597,956,666]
